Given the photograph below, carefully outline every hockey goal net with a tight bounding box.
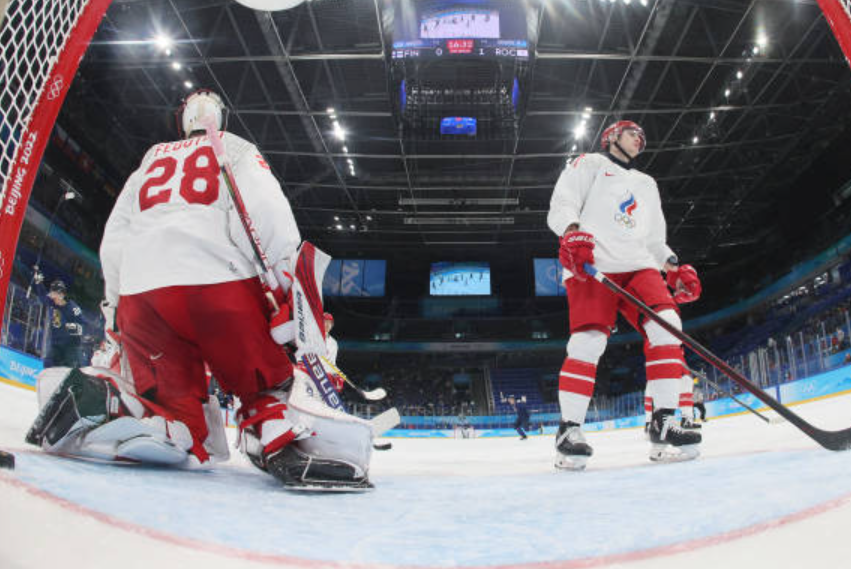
[0,0,111,315]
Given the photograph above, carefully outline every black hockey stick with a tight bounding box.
[584,263,851,451]
[688,367,773,424]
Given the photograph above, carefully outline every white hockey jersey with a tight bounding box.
[547,152,674,275]
[100,132,300,303]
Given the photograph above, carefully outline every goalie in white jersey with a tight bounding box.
[548,120,703,469]
[27,90,380,490]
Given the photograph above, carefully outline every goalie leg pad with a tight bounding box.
[27,368,209,467]
[286,371,373,479]
[26,368,119,452]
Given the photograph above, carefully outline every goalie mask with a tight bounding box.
[177,89,228,138]
[601,120,646,154]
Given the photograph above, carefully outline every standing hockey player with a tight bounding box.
[28,90,377,490]
[32,271,85,368]
[506,395,531,440]
[548,120,702,469]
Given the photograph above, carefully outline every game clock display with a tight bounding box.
[392,0,529,60]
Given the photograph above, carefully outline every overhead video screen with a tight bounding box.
[533,258,567,297]
[392,0,529,60]
[430,262,491,296]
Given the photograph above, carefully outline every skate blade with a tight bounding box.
[283,482,374,493]
[649,443,700,463]
[555,455,588,471]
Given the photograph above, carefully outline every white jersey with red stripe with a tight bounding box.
[101,132,300,304]
[547,152,674,276]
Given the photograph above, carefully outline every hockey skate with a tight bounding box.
[266,445,373,492]
[648,409,701,463]
[554,421,593,471]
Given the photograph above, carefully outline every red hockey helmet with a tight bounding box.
[601,120,646,153]
[323,312,334,324]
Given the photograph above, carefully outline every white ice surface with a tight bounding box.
[2,380,851,568]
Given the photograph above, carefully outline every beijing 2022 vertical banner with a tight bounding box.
[0,0,112,317]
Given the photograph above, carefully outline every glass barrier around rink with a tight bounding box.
[1,282,49,358]
[386,307,851,430]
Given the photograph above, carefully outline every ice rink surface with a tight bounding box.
[2,380,851,569]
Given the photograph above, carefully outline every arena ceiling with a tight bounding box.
[60,0,851,306]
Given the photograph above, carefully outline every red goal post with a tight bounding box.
[818,0,851,66]
[0,0,112,316]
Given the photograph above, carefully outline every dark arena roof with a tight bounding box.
[60,0,851,312]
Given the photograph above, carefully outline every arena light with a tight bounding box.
[335,224,343,230]
[736,70,743,79]
[171,61,181,70]
[154,35,173,52]
[184,80,193,89]
[333,122,346,140]
[573,123,587,139]
[692,136,699,145]
[756,34,768,49]
[724,88,731,98]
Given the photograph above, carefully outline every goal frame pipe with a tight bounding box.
[0,0,113,317]
[818,0,851,67]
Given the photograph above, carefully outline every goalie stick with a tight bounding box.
[584,263,851,451]
[322,356,387,401]
[202,116,280,313]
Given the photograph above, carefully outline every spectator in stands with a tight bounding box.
[32,268,85,367]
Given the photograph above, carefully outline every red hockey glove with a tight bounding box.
[559,231,595,281]
[666,264,701,304]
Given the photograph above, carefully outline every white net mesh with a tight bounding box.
[0,0,91,208]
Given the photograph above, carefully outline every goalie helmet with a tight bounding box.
[601,120,646,153]
[176,89,228,138]
[323,312,334,325]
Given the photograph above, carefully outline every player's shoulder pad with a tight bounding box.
[630,168,657,186]
[222,131,254,155]
[567,152,606,170]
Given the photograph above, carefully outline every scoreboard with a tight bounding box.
[392,38,529,60]
[392,0,530,61]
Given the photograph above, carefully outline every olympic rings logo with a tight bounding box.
[46,75,64,101]
[614,212,636,229]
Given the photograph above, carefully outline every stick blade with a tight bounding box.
[813,426,851,451]
[362,388,387,401]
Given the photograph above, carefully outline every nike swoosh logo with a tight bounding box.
[149,353,163,361]
[604,172,615,177]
